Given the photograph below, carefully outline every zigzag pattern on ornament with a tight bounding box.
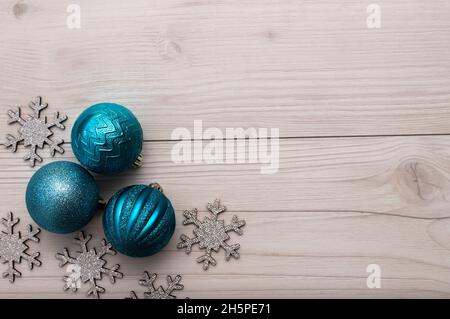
[73,106,142,171]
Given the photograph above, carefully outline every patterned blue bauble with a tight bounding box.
[71,103,143,174]
[26,161,100,234]
[103,184,176,257]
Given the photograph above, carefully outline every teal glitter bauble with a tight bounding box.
[26,161,100,234]
[71,103,143,174]
[103,184,175,257]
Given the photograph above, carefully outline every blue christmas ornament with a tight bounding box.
[103,184,175,257]
[26,161,100,234]
[71,103,143,174]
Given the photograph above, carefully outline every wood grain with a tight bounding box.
[0,0,449,298]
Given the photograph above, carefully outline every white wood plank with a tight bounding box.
[1,211,450,298]
[0,0,449,140]
[1,137,449,218]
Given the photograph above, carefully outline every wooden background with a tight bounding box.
[0,0,450,298]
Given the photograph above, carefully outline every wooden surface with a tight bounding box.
[0,0,450,298]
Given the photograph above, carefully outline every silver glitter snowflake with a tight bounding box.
[4,96,67,167]
[55,231,123,298]
[128,271,184,299]
[0,212,41,283]
[177,199,246,270]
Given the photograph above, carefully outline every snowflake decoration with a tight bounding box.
[128,271,184,299]
[55,231,123,298]
[0,212,41,283]
[177,199,246,270]
[4,96,67,167]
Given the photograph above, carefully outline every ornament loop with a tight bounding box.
[149,182,163,193]
[133,154,144,168]
[98,197,107,209]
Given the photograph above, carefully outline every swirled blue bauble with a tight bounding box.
[26,161,100,234]
[71,103,143,174]
[103,184,176,257]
